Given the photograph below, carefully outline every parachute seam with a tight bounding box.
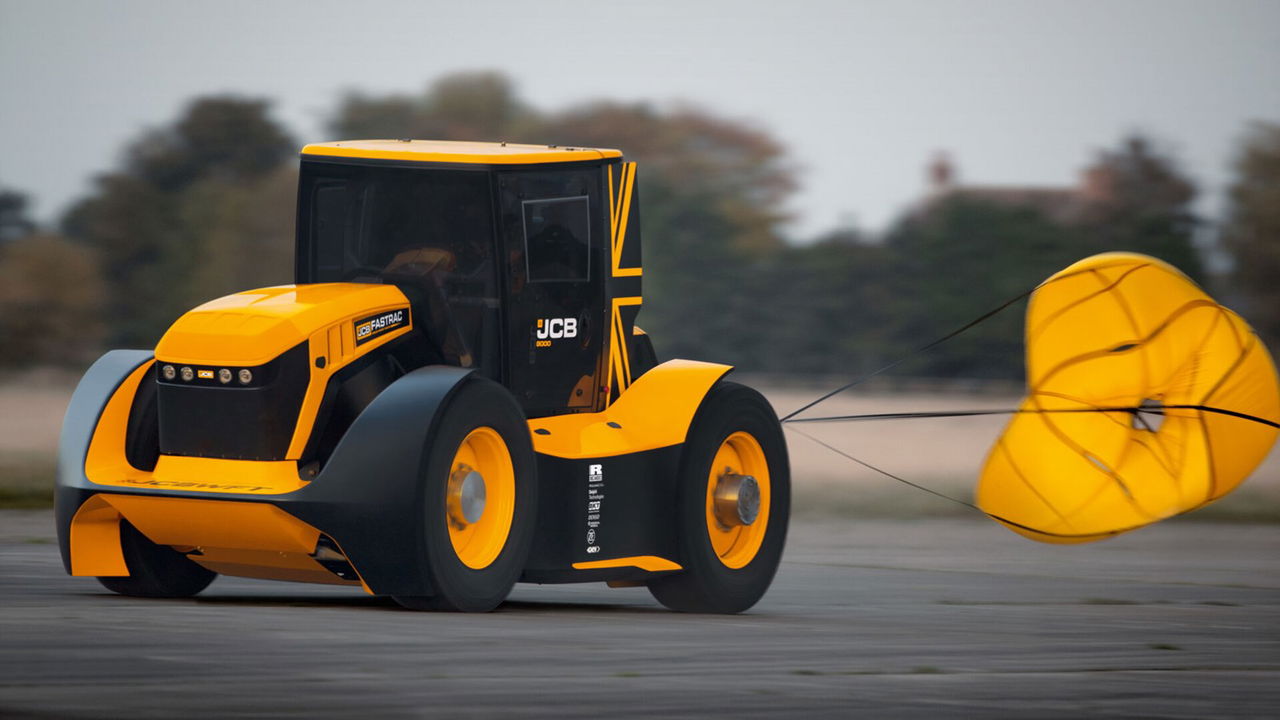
[1025,263,1149,346]
[1029,395,1161,523]
[1096,267,1152,400]
[994,435,1071,527]
[1031,299,1219,393]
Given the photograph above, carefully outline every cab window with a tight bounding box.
[523,196,590,282]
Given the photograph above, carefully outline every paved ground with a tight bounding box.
[1,510,1277,719]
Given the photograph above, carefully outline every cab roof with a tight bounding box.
[301,139,622,165]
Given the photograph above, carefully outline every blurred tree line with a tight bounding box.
[1,72,1276,380]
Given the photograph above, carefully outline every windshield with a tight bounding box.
[296,160,500,373]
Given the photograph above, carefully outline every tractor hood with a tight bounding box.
[155,283,412,366]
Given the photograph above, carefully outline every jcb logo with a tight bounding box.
[536,317,578,340]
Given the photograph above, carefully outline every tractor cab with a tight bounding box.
[294,140,645,418]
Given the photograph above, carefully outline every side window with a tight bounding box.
[312,181,352,276]
[523,196,590,282]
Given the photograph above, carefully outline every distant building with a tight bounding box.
[918,152,1115,225]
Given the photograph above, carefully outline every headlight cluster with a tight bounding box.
[161,364,252,385]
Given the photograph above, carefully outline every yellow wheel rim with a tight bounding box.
[704,431,771,569]
[445,427,516,569]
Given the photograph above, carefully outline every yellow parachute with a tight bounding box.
[977,252,1280,543]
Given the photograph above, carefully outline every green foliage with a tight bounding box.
[1078,136,1203,282]
[861,134,1202,380]
[0,233,105,366]
[62,96,296,347]
[879,199,1093,379]
[329,71,540,142]
[1221,122,1280,350]
[0,189,36,243]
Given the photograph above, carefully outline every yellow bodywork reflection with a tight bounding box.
[977,252,1280,543]
[303,139,621,165]
[530,359,732,459]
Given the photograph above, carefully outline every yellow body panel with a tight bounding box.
[83,359,155,489]
[303,139,621,165]
[153,282,412,458]
[530,359,732,459]
[67,492,362,587]
[155,283,409,366]
[572,556,681,572]
[977,252,1280,543]
[68,495,129,576]
[189,547,356,586]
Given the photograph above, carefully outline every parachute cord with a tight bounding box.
[784,404,1280,430]
[784,424,1131,540]
[778,288,1034,422]
[784,424,986,514]
[1164,404,1280,430]
[787,409,1023,424]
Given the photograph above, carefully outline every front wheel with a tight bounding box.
[393,378,537,612]
[648,381,790,613]
[97,520,217,598]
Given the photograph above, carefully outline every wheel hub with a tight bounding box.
[448,465,487,525]
[713,471,760,527]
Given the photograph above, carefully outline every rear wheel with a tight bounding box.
[648,381,789,613]
[97,520,217,598]
[393,378,537,612]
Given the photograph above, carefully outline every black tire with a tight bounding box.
[97,520,217,598]
[648,381,790,613]
[393,377,538,612]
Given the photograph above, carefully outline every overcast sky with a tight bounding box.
[2,0,1278,239]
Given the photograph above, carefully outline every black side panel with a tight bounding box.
[157,343,310,461]
[124,366,160,471]
[497,168,608,418]
[628,331,658,383]
[55,350,155,573]
[522,445,681,582]
[299,331,436,471]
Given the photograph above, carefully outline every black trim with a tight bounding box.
[522,445,682,580]
[298,331,436,470]
[124,365,160,471]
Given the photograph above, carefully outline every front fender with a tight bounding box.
[285,365,475,596]
[55,350,154,573]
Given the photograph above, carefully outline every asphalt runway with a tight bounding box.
[1,509,1277,719]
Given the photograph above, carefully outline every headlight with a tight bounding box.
[180,367,194,382]
[161,364,176,381]
[218,368,232,384]
[238,368,253,385]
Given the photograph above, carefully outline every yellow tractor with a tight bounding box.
[56,140,789,612]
